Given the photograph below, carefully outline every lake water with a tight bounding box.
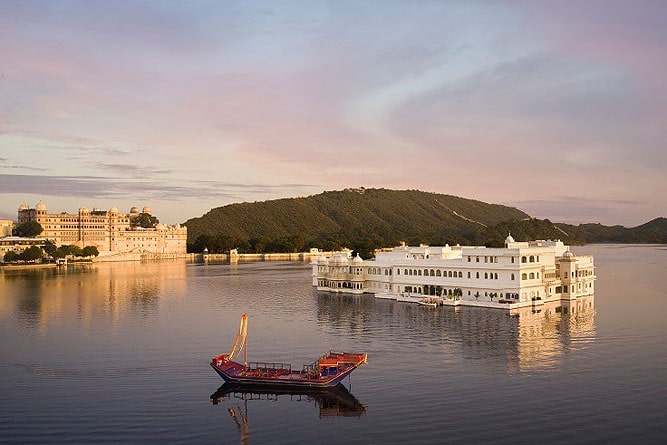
[1,244,666,444]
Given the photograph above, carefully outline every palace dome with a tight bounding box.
[79,206,89,214]
[142,206,152,214]
[330,252,349,266]
[109,206,119,214]
[35,201,47,211]
[130,206,140,214]
[18,203,29,211]
[352,254,363,263]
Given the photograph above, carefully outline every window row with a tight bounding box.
[399,268,464,278]
[317,280,363,290]
[521,255,540,263]
[467,256,500,263]
[520,272,540,280]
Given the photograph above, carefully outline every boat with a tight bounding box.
[418,299,437,308]
[373,292,397,300]
[419,296,444,307]
[211,314,367,388]
[395,292,426,304]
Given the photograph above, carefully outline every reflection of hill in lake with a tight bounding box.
[315,291,595,371]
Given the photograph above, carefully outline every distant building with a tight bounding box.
[17,202,187,256]
[313,235,595,309]
[0,219,13,237]
[0,236,45,256]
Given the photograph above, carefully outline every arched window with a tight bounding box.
[430,269,435,277]
[521,273,527,280]
[436,270,441,277]
[448,271,453,277]
[494,273,498,279]
[511,273,515,280]
[484,272,488,279]
[458,271,462,278]
[476,272,480,279]
[529,256,535,263]
[521,256,527,263]
[468,272,471,278]
[418,270,422,276]
[529,272,535,279]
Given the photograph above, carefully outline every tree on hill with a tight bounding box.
[16,220,43,237]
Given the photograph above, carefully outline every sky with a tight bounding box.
[1,0,665,226]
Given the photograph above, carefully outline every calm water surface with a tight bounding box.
[1,245,666,444]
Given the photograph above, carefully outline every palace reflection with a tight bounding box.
[315,291,596,372]
[0,261,187,335]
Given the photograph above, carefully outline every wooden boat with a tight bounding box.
[418,299,437,307]
[211,314,367,388]
[418,296,444,307]
[395,292,426,304]
[373,292,396,300]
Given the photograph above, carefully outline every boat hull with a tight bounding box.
[211,363,355,388]
[211,351,367,388]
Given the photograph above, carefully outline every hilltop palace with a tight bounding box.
[12,202,187,259]
[313,235,595,309]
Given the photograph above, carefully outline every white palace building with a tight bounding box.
[312,235,595,309]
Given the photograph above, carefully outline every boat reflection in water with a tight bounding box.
[211,383,366,444]
[211,382,366,418]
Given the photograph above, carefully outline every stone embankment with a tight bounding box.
[190,251,333,263]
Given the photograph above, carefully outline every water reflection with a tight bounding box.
[315,291,595,371]
[0,261,187,335]
[211,382,366,416]
[211,383,366,444]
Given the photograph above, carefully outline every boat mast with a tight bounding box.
[228,313,249,368]
[243,315,248,368]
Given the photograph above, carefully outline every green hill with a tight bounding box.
[557,217,667,244]
[183,189,666,255]
[183,188,529,254]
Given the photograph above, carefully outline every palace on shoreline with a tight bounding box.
[16,202,187,257]
[312,235,595,309]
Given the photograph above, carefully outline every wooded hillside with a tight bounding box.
[183,188,666,255]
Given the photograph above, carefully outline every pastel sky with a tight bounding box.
[1,0,665,226]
